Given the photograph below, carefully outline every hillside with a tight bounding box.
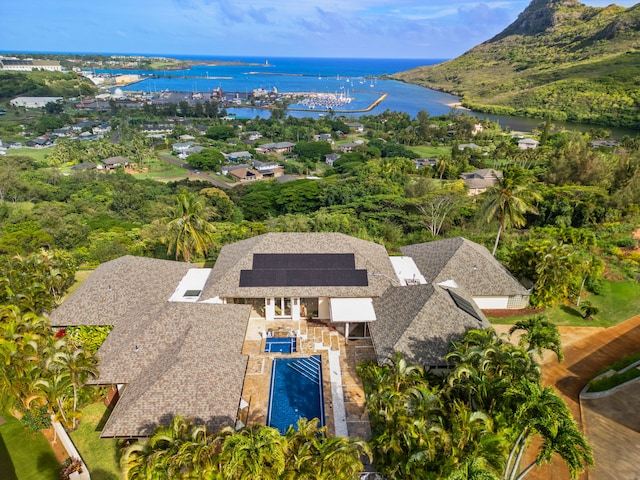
[393,0,640,128]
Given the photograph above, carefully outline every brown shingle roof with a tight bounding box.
[400,238,529,297]
[49,255,193,327]
[200,233,397,299]
[370,284,491,365]
[98,303,250,438]
[49,256,251,438]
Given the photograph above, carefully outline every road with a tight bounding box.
[504,315,640,480]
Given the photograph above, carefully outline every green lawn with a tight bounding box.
[5,147,51,163]
[0,413,61,480]
[490,280,640,327]
[408,145,451,158]
[70,403,122,480]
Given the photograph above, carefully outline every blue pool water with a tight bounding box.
[265,337,297,353]
[267,356,324,434]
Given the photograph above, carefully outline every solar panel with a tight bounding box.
[448,290,484,323]
[251,253,356,270]
[238,253,368,287]
[239,269,368,287]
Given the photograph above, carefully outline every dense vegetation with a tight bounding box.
[359,321,593,479]
[121,417,370,480]
[393,0,640,128]
[0,71,96,101]
[1,92,639,478]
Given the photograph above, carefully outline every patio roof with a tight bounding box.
[330,298,376,323]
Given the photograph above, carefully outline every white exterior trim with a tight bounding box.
[472,296,509,309]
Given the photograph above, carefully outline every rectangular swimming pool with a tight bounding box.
[264,337,297,353]
[267,355,324,434]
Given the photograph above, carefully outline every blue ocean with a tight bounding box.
[95,54,637,135]
[98,56,464,119]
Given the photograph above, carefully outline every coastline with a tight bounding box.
[445,101,470,111]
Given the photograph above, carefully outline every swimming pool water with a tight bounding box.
[267,356,324,434]
[264,337,297,353]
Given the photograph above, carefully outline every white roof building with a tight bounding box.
[10,97,63,108]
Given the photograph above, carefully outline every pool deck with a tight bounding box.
[239,316,373,439]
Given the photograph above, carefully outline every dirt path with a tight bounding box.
[42,426,69,463]
[495,315,640,479]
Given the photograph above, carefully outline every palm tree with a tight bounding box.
[220,425,286,480]
[317,435,371,479]
[52,345,98,429]
[282,418,370,480]
[122,415,209,480]
[580,301,599,321]
[509,315,564,362]
[0,307,51,412]
[481,167,542,255]
[160,190,216,263]
[502,380,593,480]
[446,329,540,414]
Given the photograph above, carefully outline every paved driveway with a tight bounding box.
[495,315,640,480]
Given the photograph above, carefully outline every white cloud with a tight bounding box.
[2,0,638,58]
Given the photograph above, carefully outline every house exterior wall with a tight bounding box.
[507,295,530,309]
[265,298,275,319]
[472,296,509,309]
[318,297,330,319]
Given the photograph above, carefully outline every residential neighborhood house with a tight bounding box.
[459,168,503,196]
[49,233,527,439]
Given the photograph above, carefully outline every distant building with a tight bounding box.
[241,131,263,142]
[313,133,334,144]
[10,96,63,109]
[346,122,364,133]
[325,153,341,167]
[337,142,361,153]
[460,169,503,196]
[518,138,539,150]
[252,160,281,172]
[413,158,437,169]
[100,156,130,170]
[225,151,253,163]
[114,74,140,85]
[25,136,54,148]
[591,140,619,148]
[228,167,262,182]
[457,143,481,151]
[0,57,62,72]
[258,142,296,154]
[172,141,200,158]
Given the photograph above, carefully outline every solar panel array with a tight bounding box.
[251,253,356,270]
[239,253,368,287]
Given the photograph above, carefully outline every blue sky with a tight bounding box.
[1,1,637,59]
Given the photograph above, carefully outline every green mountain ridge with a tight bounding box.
[393,0,640,128]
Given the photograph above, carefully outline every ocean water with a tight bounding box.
[95,54,638,134]
[99,56,464,118]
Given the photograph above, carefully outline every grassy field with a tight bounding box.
[131,160,188,181]
[0,413,61,480]
[490,280,640,327]
[70,403,122,480]
[408,145,451,158]
[5,147,51,163]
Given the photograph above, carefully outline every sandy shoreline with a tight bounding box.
[446,101,470,110]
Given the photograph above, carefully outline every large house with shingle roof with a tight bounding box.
[50,233,527,438]
[401,237,530,309]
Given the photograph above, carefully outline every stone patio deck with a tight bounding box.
[239,316,374,439]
